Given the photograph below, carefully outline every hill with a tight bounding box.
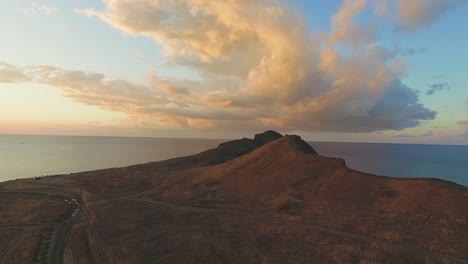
[0,131,467,263]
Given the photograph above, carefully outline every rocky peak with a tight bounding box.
[286,135,318,155]
[253,130,283,146]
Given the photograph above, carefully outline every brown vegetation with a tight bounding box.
[0,131,467,263]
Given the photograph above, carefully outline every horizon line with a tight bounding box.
[1,132,468,147]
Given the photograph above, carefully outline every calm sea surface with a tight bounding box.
[0,135,467,187]
[312,142,468,187]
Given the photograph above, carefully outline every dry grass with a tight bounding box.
[0,228,23,252]
[1,133,467,263]
[1,229,41,264]
[0,193,68,223]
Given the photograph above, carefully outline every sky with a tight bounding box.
[0,0,467,144]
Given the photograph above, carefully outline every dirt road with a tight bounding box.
[0,188,81,264]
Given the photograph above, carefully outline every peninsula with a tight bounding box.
[0,131,467,263]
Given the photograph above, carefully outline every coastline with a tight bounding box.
[2,135,467,186]
[1,132,467,263]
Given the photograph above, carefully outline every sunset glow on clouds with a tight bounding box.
[1,0,467,143]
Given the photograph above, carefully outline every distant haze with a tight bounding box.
[1,135,466,187]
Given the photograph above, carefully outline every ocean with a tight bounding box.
[0,135,467,187]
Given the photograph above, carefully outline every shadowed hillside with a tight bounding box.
[0,131,467,263]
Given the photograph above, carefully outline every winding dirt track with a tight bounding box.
[0,189,82,264]
[1,187,466,263]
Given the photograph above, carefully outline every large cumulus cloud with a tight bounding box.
[2,0,447,132]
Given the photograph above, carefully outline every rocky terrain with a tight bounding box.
[0,131,467,263]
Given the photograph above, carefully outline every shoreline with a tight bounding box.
[1,132,467,263]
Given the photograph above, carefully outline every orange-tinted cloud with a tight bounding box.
[395,0,464,31]
[329,0,377,46]
[2,0,446,133]
[0,62,30,83]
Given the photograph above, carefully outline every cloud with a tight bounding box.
[395,0,464,31]
[329,0,377,47]
[0,62,31,83]
[401,48,427,56]
[2,0,441,133]
[1,62,254,129]
[147,70,190,95]
[19,2,60,15]
[426,82,452,95]
[395,130,433,137]
[331,0,463,32]
[1,56,436,132]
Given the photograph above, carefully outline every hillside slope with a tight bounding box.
[1,131,467,264]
